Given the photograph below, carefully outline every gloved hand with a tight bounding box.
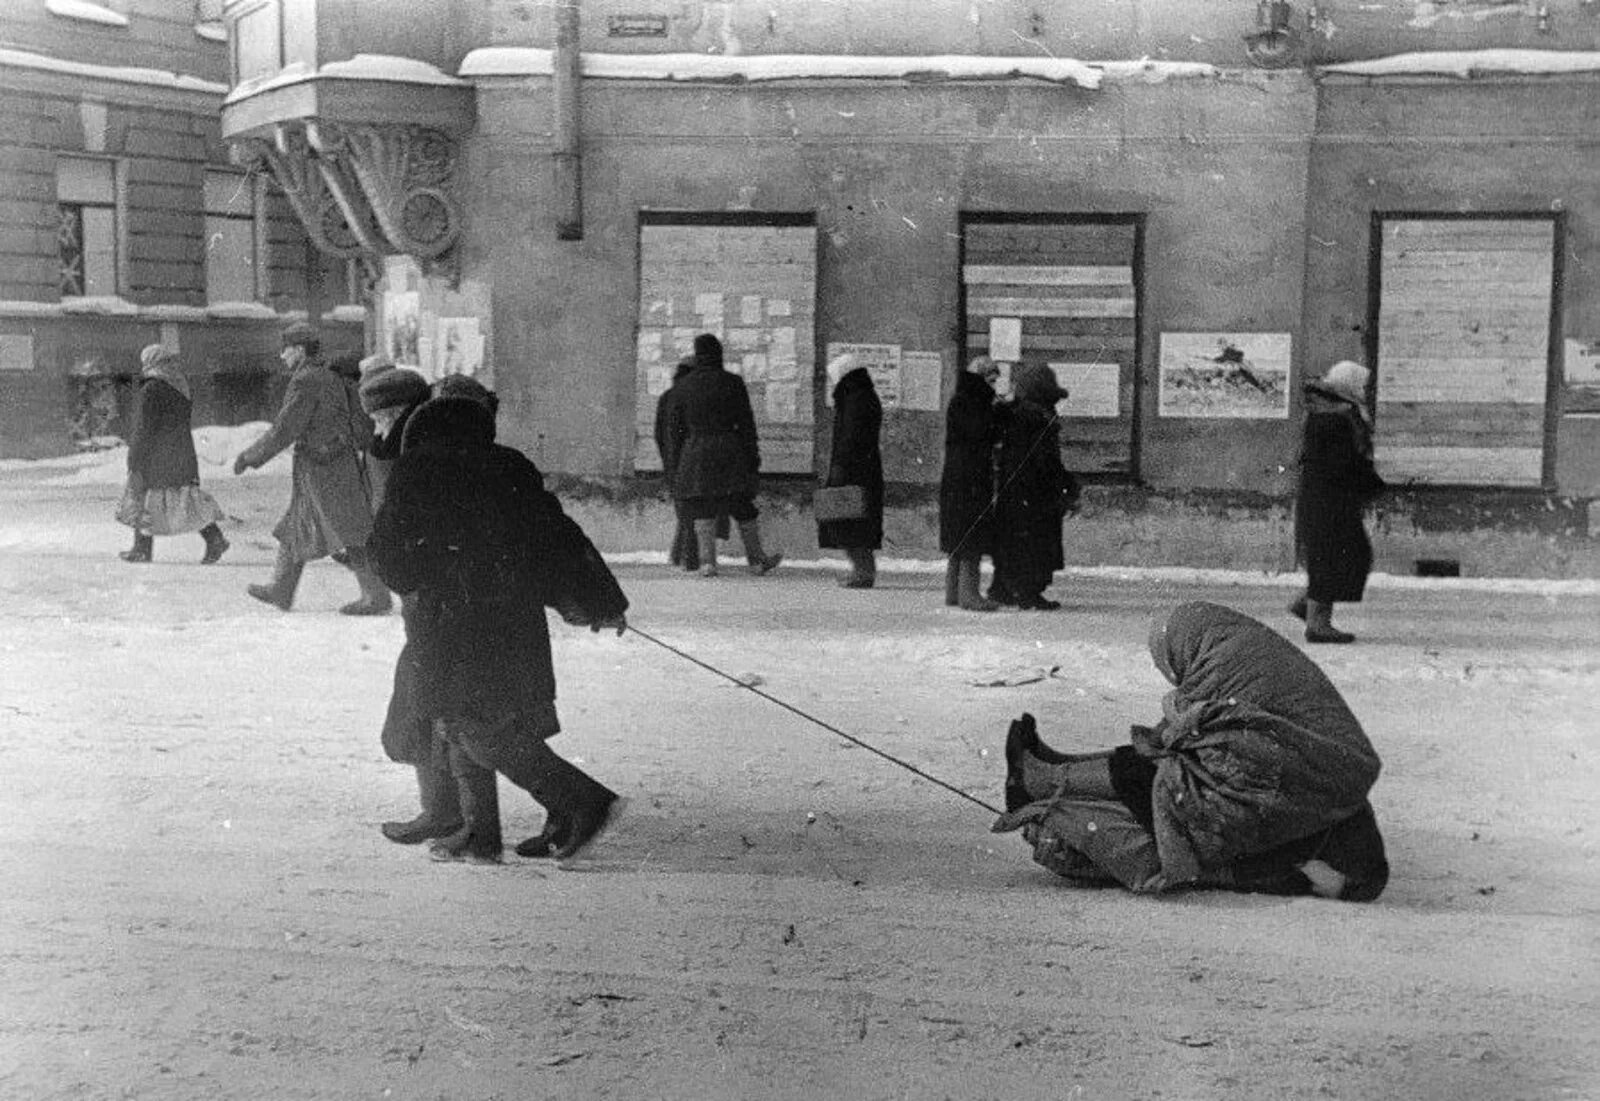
[590,614,627,637]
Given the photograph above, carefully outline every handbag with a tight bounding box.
[813,484,868,522]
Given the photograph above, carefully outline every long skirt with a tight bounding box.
[116,477,222,536]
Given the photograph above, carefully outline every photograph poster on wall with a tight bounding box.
[1158,332,1291,419]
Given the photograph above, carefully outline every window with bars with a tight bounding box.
[57,156,117,298]
[204,170,258,304]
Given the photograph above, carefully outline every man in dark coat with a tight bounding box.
[818,353,884,588]
[939,356,1002,611]
[368,379,630,865]
[1291,361,1386,644]
[654,356,703,572]
[992,362,1076,611]
[234,322,388,615]
[660,333,781,577]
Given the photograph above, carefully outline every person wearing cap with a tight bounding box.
[659,333,782,578]
[368,376,630,864]
[817,353,884,589]
[1290,360,1386,644]
[939,356,1004,611]
[993,601,1390,901]
[358,363,431,510]
[991,361,1078,611]
[115,343,229,565]
[232,321,389,615]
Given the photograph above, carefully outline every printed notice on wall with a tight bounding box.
[436,317,483,377]
[0,334,34,371]
[1051,362,1121,419]
[384,292,421,369]
[899,351,945,412]
[989,317,1022,362]
[1158,332,1291,419]
[826,342,901,409]
[1565,339,1600,387]
[766,382,798,423]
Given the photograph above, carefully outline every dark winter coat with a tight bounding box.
[993,398,1070,579]
[938,370,1000,555]
[126,377,200,489]
[818,367,884,551]
[1295,383,1385,603]
[238,358,376,560]
[366,399,425,511]
[1140,601,1385,888]
[660,361,761,500]
[367,397,628,738]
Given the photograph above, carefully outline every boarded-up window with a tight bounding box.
[57,156,117,298]
[633,215,816,474]
[1372,215,1557,487]
[963,216,1142,476]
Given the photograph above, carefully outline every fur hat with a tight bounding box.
[693,333,724,369]
[1011,362,1068,407]
[280,321,319,351]
[359,366,431,415]
[139,343,177,371]
[432,373,499,417]
[825,353,859,387]
[1322,360,1370,404]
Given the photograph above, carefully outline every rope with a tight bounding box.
[625,624,1003,816]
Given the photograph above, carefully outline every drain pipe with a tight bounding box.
[553,0,583,240]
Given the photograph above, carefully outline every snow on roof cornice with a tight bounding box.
[1321,49,1600,78]
[0,46,225,94]
[458,48,1217,89]
[224,53,466,105]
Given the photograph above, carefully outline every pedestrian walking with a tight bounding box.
[995,601,1389,901]
[817,353,884,589]
[1290,360,1386,644]
[939,355,1003,611]
[659,333,782,578]
[654,356,703,572]
[233,321,389,615]
[115,343,229,565]
[358,361,431,511]
[368,378,630,864]
[991,362,1076,611]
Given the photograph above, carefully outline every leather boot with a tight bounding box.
[1305,600,1355,644]
[341,558,393,616]
[247,545,304,610]
[738,519,782,576]
[119,532,153,563]
[199,523,230,565]
[381,753,464,845]
[429,734,503,863]
[840,548,876,589]
[694,518,719,577]
[956,555,998,612]
[944,556,960,607]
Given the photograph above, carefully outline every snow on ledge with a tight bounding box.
[225,53,466,104]
[206,301,280,320]
[1321,49,1600,79]
[59,296,140,316]
[0,47,225,94]
[46,0,128,28]
[458,48,1217,90]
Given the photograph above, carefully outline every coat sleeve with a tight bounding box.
[653,391,677,478]
[367,453,448,597]
[1306,414,1385,501]
[509,460,629,621]
[735,378,761,475]
[238,371,316,469]
[828,388,879,485]
[126,384,154,475]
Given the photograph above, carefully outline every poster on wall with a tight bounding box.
[1158,333,1291,419]
[436,317,484,377]
[1050,362,1121,419]
[899,351,945,412]
[825,342,901,408]
[384,292,421,370]
[1565,339,1600,388]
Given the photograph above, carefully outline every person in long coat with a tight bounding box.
[1291,360,1386,644]
[995,601,1389,902]
[660,333,781,578]
[939,355,1002,611]
[654,356,703,572]
[233,322,388,615]
[991,362,1075,611]
[368,380,630,864]
[817,353,884,588]
[115,343,229,565]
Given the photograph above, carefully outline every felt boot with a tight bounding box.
[120,532,153,563]
[956,556,998,612]
[1003,713,1115,811]
[1305,600,1355,644]
[199,523,229,565]
[381,754,464,845]
[840,548,876,589]
[694,518,719,577]
[429,740,503,864]
[738,520,782,576]
[247,545,304,610]
[340,557,393,616]
[944,556,961,607]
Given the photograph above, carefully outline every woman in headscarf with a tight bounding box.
[817,353,884,588]
[994,601,1389,901]
[939,356,1002,612]
[115,344,228,564]
[1291,360,1386,643]
[991,362,1076,611]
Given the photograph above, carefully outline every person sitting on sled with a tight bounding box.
[994,600,1389,901]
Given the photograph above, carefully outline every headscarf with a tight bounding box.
[139,344,190,401]
[1322,361,1370,406]
[825,353,859,387]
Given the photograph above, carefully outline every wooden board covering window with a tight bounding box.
[633,221,816,475]
[963,219,1140,476]
[1374,217,1555,487]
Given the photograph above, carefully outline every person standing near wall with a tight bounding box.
[1290,360,1386,644]
[115,344,229,565]
[654,356,703,573]
[939,355,1003,612]
[661,333,782,578]
[233,321,389,615]
[817,353,884,588]
[992,362,1075,611]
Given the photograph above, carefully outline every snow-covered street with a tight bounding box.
[3,456,1598,1100]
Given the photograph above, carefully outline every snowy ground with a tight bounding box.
[3,453,1599,1100]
